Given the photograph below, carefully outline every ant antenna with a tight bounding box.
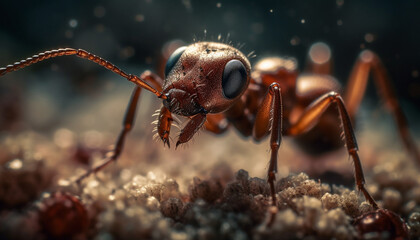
[0,48,166,99]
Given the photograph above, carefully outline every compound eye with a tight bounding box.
[165,46,187,77]
[222,59,248,99]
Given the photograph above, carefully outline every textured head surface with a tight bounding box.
[162,42,251,115]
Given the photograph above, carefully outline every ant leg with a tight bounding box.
[253,83,283,204]
[0,48,166,99]
[344,50,420,165]
[287,91,378,209]
[252,83,282,226]
[76,86,141,183]
[176,113,207,148]
[204,113,230,134]
[77,71,164,183]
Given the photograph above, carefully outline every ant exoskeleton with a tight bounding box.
[0,41,419,222]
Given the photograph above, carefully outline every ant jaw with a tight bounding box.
[163,89,203,116]
[162,137,171,148]
[175,140,182,149]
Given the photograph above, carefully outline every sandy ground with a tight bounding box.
[0,88,419,239]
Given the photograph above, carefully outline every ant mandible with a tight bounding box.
[1,41,419,214]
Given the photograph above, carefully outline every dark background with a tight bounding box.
[0,0,419,132]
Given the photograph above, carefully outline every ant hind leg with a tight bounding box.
[287,91,378,209]
[344,50,420,166]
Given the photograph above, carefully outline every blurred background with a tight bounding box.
[0,0,419,154]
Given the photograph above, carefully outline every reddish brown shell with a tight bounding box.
[39,192,89,238]
[353,209,409,240]
[163,42,251,114]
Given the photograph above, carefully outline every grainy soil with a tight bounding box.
[0,129,419,240]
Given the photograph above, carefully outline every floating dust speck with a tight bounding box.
[309,42,332,65]
[251,23,264,35]
[216,2,222,8]
[337,19,343,26]
[145,56,153,64]
[135,14,145,22]
[301,19,306,24]
[69,19,78,28]
[290,36,300,46]
[181,0,192,11]
[65,30,73,39]
[120,46,136,59]
[412,70,419,78]
[93,6,106,18]
[95,24,105,32]
[364,33,375,43]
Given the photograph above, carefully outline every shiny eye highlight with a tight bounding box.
[165,46,187,77]
[222,59,247,99]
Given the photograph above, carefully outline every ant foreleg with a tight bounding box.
[253,82,283,226]
[344,50,420,166]
[76,86,141,184]
[76,71,165,183]
[287,91,379,209]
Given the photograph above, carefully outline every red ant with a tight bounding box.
[0,41,419,222]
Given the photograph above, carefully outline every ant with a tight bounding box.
[0,40,419,223]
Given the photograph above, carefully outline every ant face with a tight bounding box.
[162,42,251,116]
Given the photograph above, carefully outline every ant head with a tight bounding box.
[161,42,251,116]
